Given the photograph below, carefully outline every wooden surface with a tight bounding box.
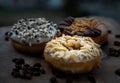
[0,17,120,83]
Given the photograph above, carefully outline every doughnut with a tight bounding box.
[58,17,108,45]
[9,18,60,54]
[44,35,103,74]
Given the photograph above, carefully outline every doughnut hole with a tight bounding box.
[66,39,82,50]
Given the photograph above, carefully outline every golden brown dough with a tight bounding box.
[44,35,103,74]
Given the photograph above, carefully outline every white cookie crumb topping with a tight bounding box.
[44,35,103,63]
[10,18,60,46]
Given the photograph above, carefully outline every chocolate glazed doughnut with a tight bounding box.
[58,17,108,45]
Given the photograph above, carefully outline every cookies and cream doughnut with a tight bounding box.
[44,35,103,74]
[58,17,108,44]
[10,18,60,54]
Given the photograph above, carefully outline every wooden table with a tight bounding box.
[0,17,120,83]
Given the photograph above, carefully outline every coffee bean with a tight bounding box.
[109,48,116,52]
[13,58,25,64]
[23,64,30,68]
[115,69,120,76]
[114,41,120,46]
[22,67,27,72]
[5,31,9,36]
[20,71,32,80]
[108,30,111,34]
[115,34,120,38]
[12,58,18,63]
[66,78,73,83]
[15,64,22,69]
[25,73,32,80]
[21,67,33,78]
[22,64,32,73]
[5,31,11,36]
[72,74,80,79]
[33,67,40,71]
[13,68,20,72]
[33,63,41,68]
[33,71,40,76]
[50,77,58,83]
[11,71,20,78]
[52,70,64,78]
[22,64,31,72]
[40,69,46,74]
[19,58,25,64]
[87,74,96,83]
[109,48,119,57]
[11,58,43,80]
[4,37,9,41]
[27,67,33,74]
[15,59,21,64]
[19,69,27,79]
[15,58,25,65]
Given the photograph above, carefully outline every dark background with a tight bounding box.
[0,0,120,27]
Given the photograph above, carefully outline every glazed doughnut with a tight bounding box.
[9,18,60,54]
[44,35,103,74]
[58,17,108,44]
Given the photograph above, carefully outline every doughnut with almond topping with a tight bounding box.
[44,35,103,74]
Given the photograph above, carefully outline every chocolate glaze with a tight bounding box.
[58,16,74,32]
[64,30,72,36]
[58,25,66,31]
[93,29,101,35]
[59,21,70,26]
[74,28,101,38]
[74,31,85,36]
[64,17,74,25]
[58,17,101,38]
